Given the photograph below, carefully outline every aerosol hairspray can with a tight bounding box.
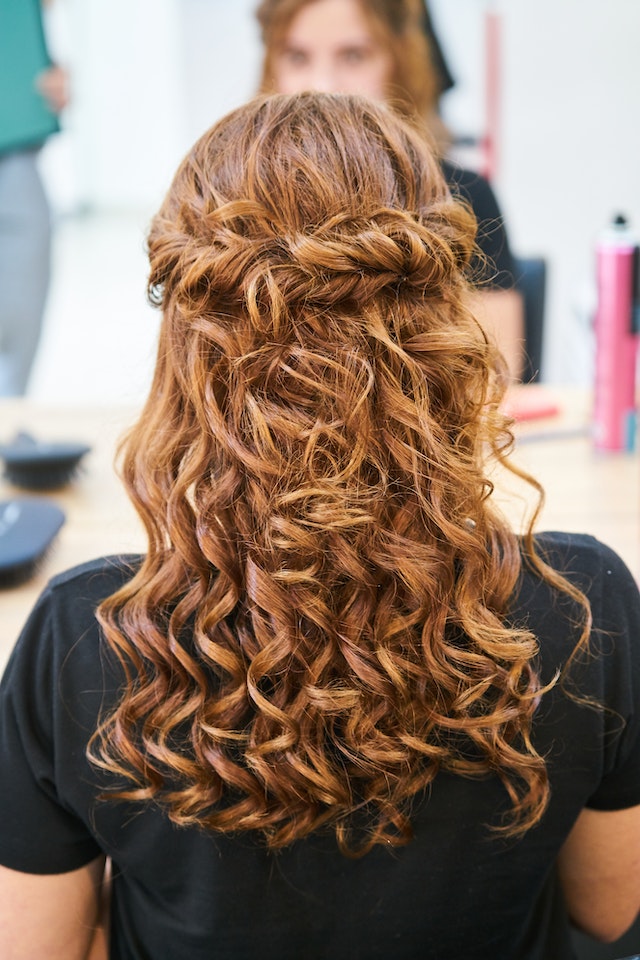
[593,215,640,452]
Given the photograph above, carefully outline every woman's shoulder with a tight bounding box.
[47,553,143,597]
[531,531,635,590]
[6,555,143,672]
[517,530,638,619]
[516,531,640,677]
[44,553,142,625]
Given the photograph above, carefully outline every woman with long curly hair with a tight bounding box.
[0,93,638,960]
[256,0,526,380]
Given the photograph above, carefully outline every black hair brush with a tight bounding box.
[0,498,66,588]
[0,431,92,490]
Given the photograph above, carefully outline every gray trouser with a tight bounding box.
[0,149,51,396]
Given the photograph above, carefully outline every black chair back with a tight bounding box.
[513,256,547,383]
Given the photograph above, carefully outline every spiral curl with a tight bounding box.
[90,93,591,856]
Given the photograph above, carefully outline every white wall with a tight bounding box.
[42,0,187,212]
[431,0,640,382]
[37,0,640,394]
[179,0,262,147]
[42,0,261,213]
[498,0,640,381]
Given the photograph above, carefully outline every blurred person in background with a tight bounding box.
[0,0,68,396]
[256,0,525,379]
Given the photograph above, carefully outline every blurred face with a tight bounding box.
[271,0,393,100]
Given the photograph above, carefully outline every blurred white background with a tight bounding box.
[28,0,640,404]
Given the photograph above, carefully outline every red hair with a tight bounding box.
[90,93,590,855]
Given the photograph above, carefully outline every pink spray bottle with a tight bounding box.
[593,214,640,452]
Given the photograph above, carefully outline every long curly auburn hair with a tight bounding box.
[90,93,589,856]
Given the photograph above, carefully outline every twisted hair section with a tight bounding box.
[90,93,591,855]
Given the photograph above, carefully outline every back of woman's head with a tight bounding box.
[144,93,493,571]
[94,93,555,856]
[149,91,473,352]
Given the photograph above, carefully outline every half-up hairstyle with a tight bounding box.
[90,92,590,856]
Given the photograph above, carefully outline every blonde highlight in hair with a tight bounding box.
[90,93,589,855]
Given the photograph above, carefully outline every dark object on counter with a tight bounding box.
[0,497,65,587]
[0,431,91,490]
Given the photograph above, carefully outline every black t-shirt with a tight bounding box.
[1,532,639,960]
[442,158,516,290]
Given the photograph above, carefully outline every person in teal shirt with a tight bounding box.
[0,0,68,395]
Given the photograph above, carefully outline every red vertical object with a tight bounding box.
[483,10,501,183]
[593,220,640,452]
